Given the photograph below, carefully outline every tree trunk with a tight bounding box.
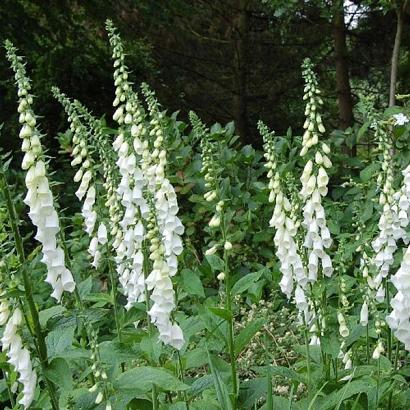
[232,0,250,144]
[389,2,406,106]
[332,0,354,131]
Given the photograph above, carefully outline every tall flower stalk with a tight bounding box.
[259,121,308,307]
[141,84,185,349]
[52,88,108,268]
[3,40,72,409]
[106,20,184,349]
[299,58,333,283]
[5,41,75,302]
[191,111,238,408]
[107,20,148,311]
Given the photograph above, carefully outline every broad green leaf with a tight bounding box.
[45,358,72,391]
[189,375,214,398]
[206,255,225,272]
[140,333,163,364]
[46,325,75,358]
[39,306,66,327]
[208,307,232,321]
[207,350,233,410]
[185,348,209,369]
[240,377,267,408]
[115,366,189,392]
[260,395,296,410]
[255,365,307,385]
[78,276,93,298]
[318,379,374,410]
[59,388,96,410]
[181,268,205,297]
[99,341,138,364]
[84,292,112,305]
[234,318,265,357]
[232,269,266,295]
[360,163,379,182]
[191,399,220,410]
[321,333,340,359]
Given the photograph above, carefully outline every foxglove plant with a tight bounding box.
[145,197,184,349]
[107,21,184,347]
[52,88,108,268]
[370,123,403,302]
[0,306,37,408]
[141,84,185,349]
[141,84,184,278]
[386,165,410,349]
[5,41,75,302]
[259,121,308,305]
[107,20,150,310]
[192,111,239,407]
[299,58,333,283]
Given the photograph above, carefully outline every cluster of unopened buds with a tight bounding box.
[300,58,325,157]
[87,327,112,410]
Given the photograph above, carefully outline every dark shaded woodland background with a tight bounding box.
[0,0,409,154]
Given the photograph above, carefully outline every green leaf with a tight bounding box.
[78,276,93,298]
[191,399,220,410]
[59,388,96,410]
[84,293,112,305]
[208,307,232,321]
[189,375,214,398]
[140,333,163,364]
[318,379,374,410]
[207,350,233,410]
[241,377,268,408]
[255,365,307,384]
[360,163,379,182]
[39,306,66,327]
[232,269,265,295]
[206,255,225,272]
[46,325,75,358]
[99,341,138,364]
[234,318,265,357]
[115,366,189,392]
[185,348,209,369]
[321,333,340,359]
[45,358,72,391]
[181,268,205,297]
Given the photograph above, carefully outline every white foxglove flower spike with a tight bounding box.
[299,59,333,281]
[1,306,37,408]
[259,121,307,304]
[6,41,75,302]
[52,88,108,269]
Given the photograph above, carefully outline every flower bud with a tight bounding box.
[224,241,233,250]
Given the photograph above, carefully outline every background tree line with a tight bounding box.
[0,0,408,154]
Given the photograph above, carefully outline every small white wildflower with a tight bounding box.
[393,113,409,126]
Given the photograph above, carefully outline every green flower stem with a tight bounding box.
[142,240,159,409]
[1,369,15,408]
[385,277,392,361]
[177,350,190,409]
[302,315,311,396]
[106,245,123,344]
[366,324,370,364]
[0,170,59,410]
[221,215,238,409]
